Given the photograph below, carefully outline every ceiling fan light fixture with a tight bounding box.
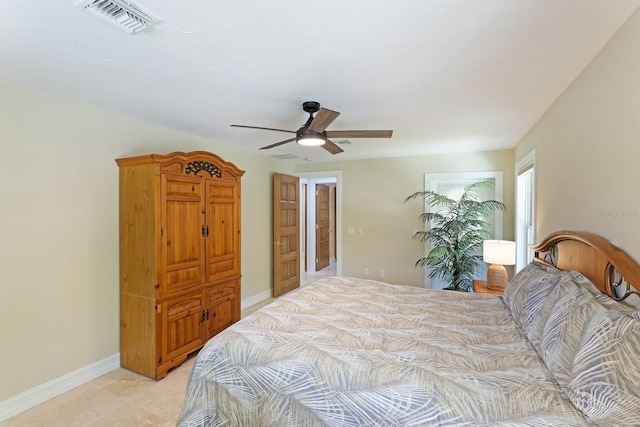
[297,135,326,146]
[296,127,326,146]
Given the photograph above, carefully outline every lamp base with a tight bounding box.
[486,264,508,291]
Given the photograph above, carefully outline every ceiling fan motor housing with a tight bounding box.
[296,126,326,138]
[302,101,321,113]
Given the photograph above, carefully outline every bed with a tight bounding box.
[178,231,640,426]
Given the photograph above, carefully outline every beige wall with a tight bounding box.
[0,84,293,401]
[515,8,640,262]
[295,150,514,287]
[12,2,639,402]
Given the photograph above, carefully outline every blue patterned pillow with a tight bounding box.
[503,262,564,330]
[534,275,640,424]
[567,309,640,424]
[569,270,640,317]
[535,276,595,382]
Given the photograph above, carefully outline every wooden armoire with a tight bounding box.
[116,151,244,379]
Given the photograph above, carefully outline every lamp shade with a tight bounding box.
[483,240,516,265]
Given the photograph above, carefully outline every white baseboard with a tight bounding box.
[241,289,272,310]
[0,353,120,422]
[0,289,274,423]
[0,291,274,422]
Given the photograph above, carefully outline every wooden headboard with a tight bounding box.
[531,231,640,302]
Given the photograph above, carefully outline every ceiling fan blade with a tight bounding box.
[231,124,296,134]
[259,137,297,150]
[325,130,393,138]
[308,108,340,133]
[321,139,344,155]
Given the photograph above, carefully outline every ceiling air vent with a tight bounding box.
[270,153,299,160]
[76,0,161,34]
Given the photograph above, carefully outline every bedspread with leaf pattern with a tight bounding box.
[178,277,588,426]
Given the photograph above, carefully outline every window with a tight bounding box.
[515,149,536,272]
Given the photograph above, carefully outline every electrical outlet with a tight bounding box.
[364,268,369,275]
[379,269,385,278]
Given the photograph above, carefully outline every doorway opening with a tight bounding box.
[297,171,342,286]
[423,171,504,289]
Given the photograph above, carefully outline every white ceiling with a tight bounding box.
[1,1,639,163]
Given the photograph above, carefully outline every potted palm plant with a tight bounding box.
[405,181,506,291]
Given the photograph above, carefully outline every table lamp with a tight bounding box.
[483,240,516,291]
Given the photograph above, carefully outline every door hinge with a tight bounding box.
[156,305,161,314]
[315,190,318,196]
[315,224,318,230]
[201,225,210,237]
[315,258,318,263]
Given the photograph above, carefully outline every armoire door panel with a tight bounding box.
[161,174,206,295]
[166,264,202,288]
[208,295,234,335]
[161,291,205,363]
[205,181,239,282]
[205,281,238,337]
[209,203,235,257]
[208,257,235,276]
[208,183,235,199]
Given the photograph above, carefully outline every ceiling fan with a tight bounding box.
[231,101,393,155]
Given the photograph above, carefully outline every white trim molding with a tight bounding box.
[423,171,505,289]
[424,171,504,239]
[515,148,537,272]
[0,353,120,422]
[241,289,272,310]
[0,289,288,423]
[296,170,343,277]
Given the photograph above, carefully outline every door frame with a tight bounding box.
[423,171,504,289]
[297,171,342,277]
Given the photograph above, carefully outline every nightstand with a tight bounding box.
[473,279,504,296]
